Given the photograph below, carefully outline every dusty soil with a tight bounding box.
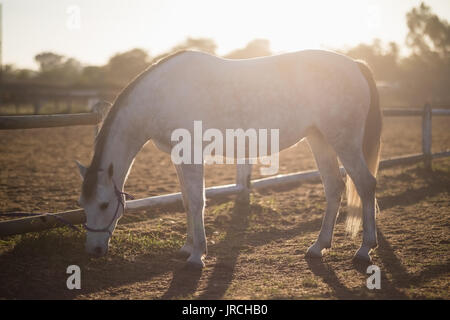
[0,116,449,299]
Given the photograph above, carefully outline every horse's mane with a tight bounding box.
[82,50,189,199]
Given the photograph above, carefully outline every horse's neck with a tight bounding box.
[101,107,150,190]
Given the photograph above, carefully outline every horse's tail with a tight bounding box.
[345,60,382,237]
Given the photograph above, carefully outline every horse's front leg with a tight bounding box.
[176,163,207,268]
[175,165,194,258]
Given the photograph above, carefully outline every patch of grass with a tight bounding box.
[2,227,84,256]
[432,158,450,174]
[111,231,183,257]
[302,277,319,288]
[252,196,279,214]
[210,201,233,216]
[1,225,183,262]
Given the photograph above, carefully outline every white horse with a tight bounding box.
[76,49,382,267]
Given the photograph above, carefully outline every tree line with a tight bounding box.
[2,2,449,106]
[2,37,271,89]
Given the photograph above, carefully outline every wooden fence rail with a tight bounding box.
[1,106,449,131]
[0,101,111,131]
[0,104,449,236]
[0,113,101,129]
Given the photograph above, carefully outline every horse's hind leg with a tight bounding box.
[175,163,207,267]
[305,129,345,258]
[332,144,377,262]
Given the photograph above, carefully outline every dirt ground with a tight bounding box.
[0,116,449,299]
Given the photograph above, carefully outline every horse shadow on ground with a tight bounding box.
[162,197,324,299]
[0,232,181,299]
[378,165,450,211]
[1,165,448,299]
[305,229,450,299]
[375,231,450,291]
[305,235,408,299]
[162,199,252,299]
[164,165,450,299]
[160,263,203,299]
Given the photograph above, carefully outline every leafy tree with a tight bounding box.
[151,37,218,64]
[34,52,82,85]
[171,37,217,54]
[342,3,450,106]
[2,64,35,82]
[406,2,450,57]
[344,39,400,82]
[224,39,272,59]
[105,48,150,86]
[5,3,449,106]
[402,2,450,105]
[35,52,65,72]
[78,65,108,87]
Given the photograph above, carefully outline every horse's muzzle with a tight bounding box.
[85,232,110,257]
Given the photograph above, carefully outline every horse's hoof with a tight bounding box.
[185,260,205,270]
[305,244,323,259]
[352,252,372,265]
[177,249,191,259]
[177,244,193,258]
[353,246,373,264]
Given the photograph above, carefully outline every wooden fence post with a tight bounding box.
[236,163,252,204]
[422,103,432,170]
[67,98,73,114]
[33,100,42,115]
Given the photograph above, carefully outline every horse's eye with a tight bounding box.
[99,202,109,210]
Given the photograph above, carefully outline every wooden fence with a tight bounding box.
[0,82,117,114]
[0,104,449,236]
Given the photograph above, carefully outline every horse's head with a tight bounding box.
[76,160,125,257]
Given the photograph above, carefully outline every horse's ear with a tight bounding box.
[75,160,88,180]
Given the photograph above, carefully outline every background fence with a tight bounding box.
[0,82,117,115]
[0,103,449,236]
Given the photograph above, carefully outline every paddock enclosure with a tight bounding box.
[0,105,449,299]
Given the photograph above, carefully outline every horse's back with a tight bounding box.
[130,49,370,150]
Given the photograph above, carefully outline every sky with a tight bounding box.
[2,0,450,70]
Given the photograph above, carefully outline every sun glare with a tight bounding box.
[2,0,449,68]
[137,0,385,56]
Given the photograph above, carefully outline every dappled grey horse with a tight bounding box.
[76,49,382,268]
